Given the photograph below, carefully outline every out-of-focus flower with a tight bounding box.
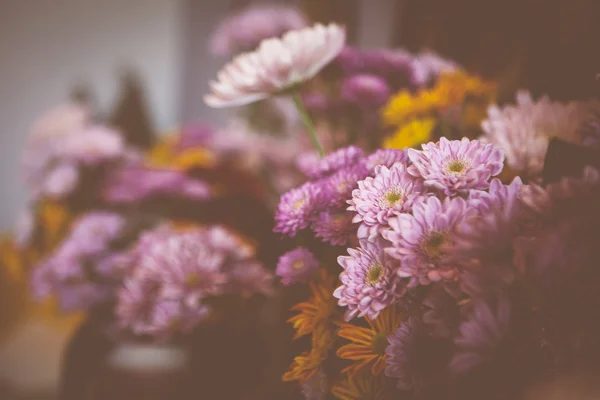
[412,50,461,86]
[341,74,391,109]
[363,149,408,172]
[481,91,600,181]
[274,182,323,237]
[301,368,328,400]
[384,196,476,286]
[312,210,356,246]
[383,118,436,150]
[303,145,365,179]
[331,373,392,400]
[334,241,403,320]
[337,306,402,375]
[349,163,424,241]
[61,126,124,165]
[103,163,212,204]
[27,103,89,143]
[385,316,426,390]
[40,162,80,199]
[209,4,308,57]
[288,270,341,340]
[205,23,346,108]
[276,247,319,286]
[14,208,34,249]
[408,137,504,196]
[450,296,511,373]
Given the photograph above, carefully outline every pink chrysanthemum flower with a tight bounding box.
[305,145,365,179]
[450,296,511,373]
[227,262,273,298]
[384,196,476,285]
[481,91,600,181]
[205,23,346,108]
[349,163,424,241]
[408,137,504,196]
[334,240,403,320]
[209,4,308,57]
[385,316,425,390]
[322,164,369,206]
[363,149,408,173]
[274,182,323,237]
[276,247,319,285]
[312,210,356,246]
[61,125,125,165]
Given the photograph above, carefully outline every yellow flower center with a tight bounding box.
[424,232,446,257]
[186,274,200,286]
[447,159,467,174]
[385,190,403,206]
[293,198,305,210]
[292,260,305,270]
[365,263,384,286]
[371,332,389,356]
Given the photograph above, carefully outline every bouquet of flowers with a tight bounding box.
[204,16,600,400]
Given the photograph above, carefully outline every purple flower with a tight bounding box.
[209,4,308,57]
[322,164,369,206]
[341,74,391,109]
[349,163,424,241]
[68,212,126,255]
[42,162,79,198]
[385,316,424,390]
[61,125,125,165]
[334,240,403,320]
[304,146,365,179]
[450,296,510,373]
[274,182,323,237]
[384,196,476,286]
[276,247,319,285]
[103,163,212,204]
[411,50,460,86]
[363,149,408,173]
[408,137,504,196]
[312,210,356,246]
[227,261,273,298]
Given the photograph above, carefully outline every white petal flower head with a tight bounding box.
[205,23,346,108]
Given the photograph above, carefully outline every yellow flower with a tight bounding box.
[288,269,342,340]
[336,306,402,376]
[38,201,71,251]
[0,237,27,283]
[381,90,445,127]
[282,324,335,383]
[384,118,436,149]
[148,131,216,171]
[331,373,392,400]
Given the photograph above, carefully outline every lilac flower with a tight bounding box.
[340,74,391,109]
[481,91,600,181]
[274,182,323,237]
[209,4,308,57]
[42,162,79,198]
[334,240,403,320]
[322,164,369,206]
[61,125,125,165]
[276,247,319,285]
[385,316,424,390]
[384,196,476,286]
[422,286,462,338]
[450,296,511,373]
[312,210,356,246]
[408,137,504,196]
[363,149,408,173]
[411,50,460,86]
[304,146,365,179]
[68,212,126,255]
[103,163,212,204]
[227,261,273,298]
[349,163,424,241]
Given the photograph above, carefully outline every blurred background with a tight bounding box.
[1,0,599,398]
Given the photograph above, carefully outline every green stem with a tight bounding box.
[292,91,324,157]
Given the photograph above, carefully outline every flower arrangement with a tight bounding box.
[205,14,600,400]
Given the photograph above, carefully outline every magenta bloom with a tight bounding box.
[334,240,403,320]
[209,4,308,57]
[384,196,476,285]
[349,163,424,241]
[274,182,323,237]
[340,74,391,109]
[61,125,125,165]
[385,316,424,390]
[450,296,511,373]
[103,163,212,204]
[304,145,365,179]
[227,261,274,298]
[276,247,319,285]
[322,164,369,206]
[312,210,356,246]
[41,162,79,199]
[363,149,408,173]
[408,138,504,196]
